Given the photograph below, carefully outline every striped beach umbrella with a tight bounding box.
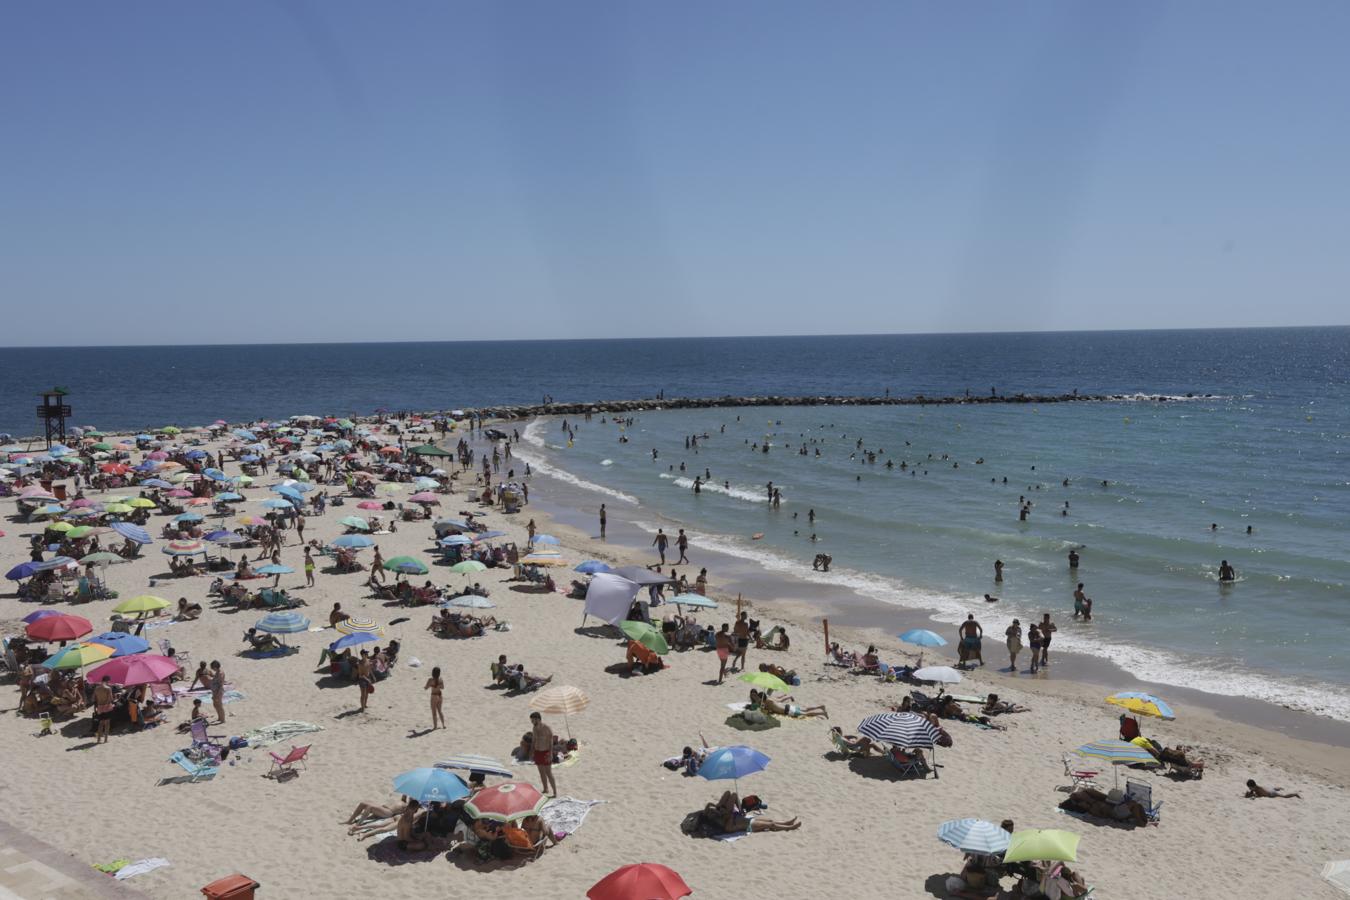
[335,617,384,636]
[435,754,514,779]
[1075,739,1159,766]
[936,819,1012,855]
[163,539,206,556]
[858,712,942,749]
[255,611,311,634]
[110,522,152,544]
[464,782,547,823]
[1106,692,1176,721]
[529,684,589,739]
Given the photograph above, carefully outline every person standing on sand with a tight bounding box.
[295,513,306,546]
[675,529,690,565]
[957,615,983,667]
[530,712,558,797]
[93,676,115,744]
[425,666,445,730]
[1005,619,1023,672]
[652,529,669,567]
[209,661,226,724]
[304,547,315,587]
[733,613,750,672]
[599,504,606,539]
[526,519,536,549]
[715,624,733,684]
[357,651,374,712]
[1039,613,1057,666]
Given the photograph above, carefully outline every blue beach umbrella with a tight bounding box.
[898,628,948,648]
[331,534,374,549]
[255,564,294,576]
[175,512,204,523]
[33,556,77,572]
[272,486,304,501]
[669,593,718,609]
[699,745,771,789]
[532,534,560,545]
[110,522,152,544]
[574,560,613,575]
[6,562,40,581]
[393,767,470,804]
[261,498,294,509]
[256,611,310,634]
[185,450,207,460]
[473,530,507,542]
[439,535,473,547]
[141,478,173,489]
[216,492,244,501]
[87,632,151,657]
[329,632,379,652]
[203,468,228,481]
[936,819,1012,855]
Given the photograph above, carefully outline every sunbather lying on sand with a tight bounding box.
[704,791,800,833]
[758,662,796,683]
[1245,779,1300,799]
[1059,787,1148,826]
[750,689,827,719]
[981,693,1028,715]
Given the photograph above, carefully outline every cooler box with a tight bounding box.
[201,874,259,899]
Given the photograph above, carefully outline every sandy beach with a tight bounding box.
[3,421,1348,900]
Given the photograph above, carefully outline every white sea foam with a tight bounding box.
[514,420,638,505]
[625,520,1350,722]
[1106,393,1228,403]
[658,472,774,503]
[600,459,614,466]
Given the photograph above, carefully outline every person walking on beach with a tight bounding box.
[357,651,374,712]
[304,547,315,587]
[675,529,690,565]
[425,666,445,730]
[957,615,983,667]
[1027,624,1042,674]
[1005,619,1023,672]
[530,712,558,797]
[652,529,669,567]
[715,624,732,684]
[1038,613,1057,666]
[733,612,750,672]
[209,661,226,724]
[599,504,606,539]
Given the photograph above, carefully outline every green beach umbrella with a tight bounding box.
[739,671,790,693]
[65,525,96,539]
[79,552,123,566]
[450,560,487,574]
[382,556,429,575]
[113,595,170,615]
[103,503,133,515]
[1003,829,1080,864]
[127,498,157,509]
[338,516,370,531]
[619,620,669,654]
[160,425,181,434]
[90,442,114,452]
[46,521,74,533]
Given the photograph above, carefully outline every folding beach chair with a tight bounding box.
[829,730,870,759]
[1063,753,1100,789]
[267,744,311,779]
[1125,779,1162,825]
[888,747,931,779]
[167,750,218,782]
[158,638,189,668]
[191,718,227,754]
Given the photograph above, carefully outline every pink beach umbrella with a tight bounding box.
[408,492,440,504]
[86,654,181,686]
[357,501,383,510]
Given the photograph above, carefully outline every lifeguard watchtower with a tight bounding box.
[37,388,72,449]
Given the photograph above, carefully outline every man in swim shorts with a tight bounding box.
[958,614,983,667]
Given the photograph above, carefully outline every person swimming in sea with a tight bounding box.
[1218,560,1236,583]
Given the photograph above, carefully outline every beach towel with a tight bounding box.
[93,859,132,875]
[539,797,603,836]
[114,858,171,880]
[242,720,324,748]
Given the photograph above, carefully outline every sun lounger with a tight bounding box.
[267,744,311,779]
[167,750,218,782]
[1125,779,1162,825]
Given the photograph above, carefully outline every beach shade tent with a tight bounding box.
[912,666,964,685]
[464,782,548,823]
[588,864,692,900]
[698,745,771,792]
[383,556,429,576]
[612,566,674,586]
[113,595,170,616]
[574,560,613,575]
[22,609,64,624]
[43,642,116,670]
[87,632,151,657]
[1003,829,1080,864]
[409,444,453,457]
[329,631,380,652]
[336,617,384,636]
[110,522,152,544]
[86,654,181,687]
[1105,692,1176,721]
[1074,740,1159,786]
[26,614,93,642]
[583,574,641,626]
[255,611,311,643]
[529,684,590,739]
[331,534,375,550]
[620,620,669,654]
[446,594,495,609]
[936,819,1012,855]
[739,671,790,693]
[899,628,948,648]
[163,540,207,556]
[1323,860,1350,896]
[339,516,371,531]
[858,712,943,755]
[435,754,515,779]
[669,593,718,610]
[450,560,487,574]
[392,767,471,804]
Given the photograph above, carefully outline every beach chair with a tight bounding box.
[191,718,227,753]
[1125,779,1162,825]
[167,750,218,782]
[829,730,869,759]
[1062,753,1100,789]
[158,638,190,668]
[148,682,176,708]
[888,747,931,779]
[503,825,546,861]
[267,744,311,779]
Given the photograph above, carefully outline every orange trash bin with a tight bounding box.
[201,874,259,899]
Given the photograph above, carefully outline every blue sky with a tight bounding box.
[3,1,1348,345]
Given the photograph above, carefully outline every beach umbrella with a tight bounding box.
[1003,829,1080,864]
[338,516,370,531]
[22,609,63,624]
[435,754,514,779]
[391,767,471,804]
[163,540,206,556]
[336,617,384,636]
[439,535,472,546]
[78,552,123,566]
[936,819,1012,855]
[529,684,590,739]
[532,534,560,545]
[110,522,152,544]
[574,560,613,575]
[414,477,440,490]
[331,534,374,549]
[5,562,40,581]
[87,654,181,687]
[669,592,718,609]
[620,620,669,654]
[699,745,770,791]
[43,642,116,670]
[272,486,304,502]
[329,632,379,652]
[383,556,429,575]
[205,531,247,545]
[738,671,789,693]
[1074,739,1159,786]
[174,512,204,523]
[203,467,227,481]
[217,492,243,502]
[356,501,383,510]
[446,594,495,609]
[166,488,193,498]
[450,560,487,574]
[113,595,170,616]
[261,498,294,509]
[464,782,547,823]
[64,525,97,539]
[236,515,270,527]
[912,665,963,684]
[1105,692,1176,721]
[407,492,440,504]
[256,611,311,634]
[34,556,78,573]
[521,554,568,567]
[899,628,948,648]
[47,521,75,533]
[127,498,156,509]
[26,614,93,642]
[255,564,294,577]
[103,503,134,516]
[858,712,942,749]
[588,864,692,900]
[87,632,151,657]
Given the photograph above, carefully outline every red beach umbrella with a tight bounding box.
[463,782,547,822]
[86,654,181,686]
[589,863,693,900]
[26,613,93,642]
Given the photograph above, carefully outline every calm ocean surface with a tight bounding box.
[5,329,1349,717]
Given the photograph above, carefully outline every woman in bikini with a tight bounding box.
[750,689,828,719]
[425,666,445,730]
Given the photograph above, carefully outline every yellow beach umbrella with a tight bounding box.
[1003,829,1079,864]
[127,498,157,509]
[113,595,170,616]
[104,503,133,514]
